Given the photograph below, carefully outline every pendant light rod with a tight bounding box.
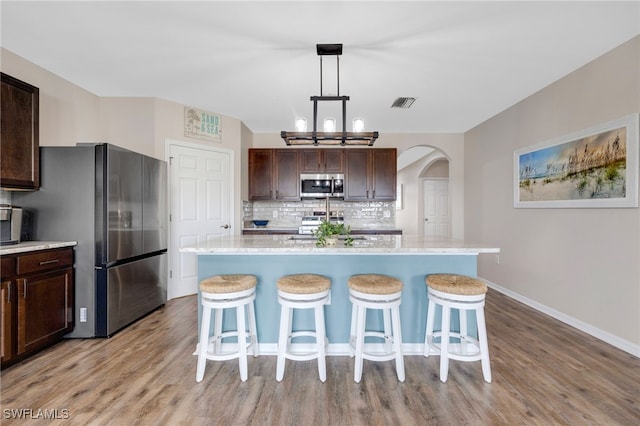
[282,43,378,146]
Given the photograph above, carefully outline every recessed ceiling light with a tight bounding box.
[391,97,416,108]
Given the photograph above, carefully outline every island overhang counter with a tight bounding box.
[180,235,500,354]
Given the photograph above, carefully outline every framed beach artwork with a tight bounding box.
[514,113,639,208]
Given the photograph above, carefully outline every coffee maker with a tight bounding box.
[0,205,23,245]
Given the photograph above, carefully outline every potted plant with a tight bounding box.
[313,221,354,247]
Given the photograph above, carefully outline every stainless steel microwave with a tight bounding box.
[300,173,344,198]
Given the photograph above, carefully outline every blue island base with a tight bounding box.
[197,254,479,355]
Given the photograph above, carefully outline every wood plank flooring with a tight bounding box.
[1,290,638,425]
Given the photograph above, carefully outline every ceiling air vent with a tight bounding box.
[391,97,416,108]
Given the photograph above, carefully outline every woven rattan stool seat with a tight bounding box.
[426,274,487,296]
[348,274,403,295]
[200,274,257,294]
[277,274,331,294]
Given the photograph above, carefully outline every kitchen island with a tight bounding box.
[180,235,499,354]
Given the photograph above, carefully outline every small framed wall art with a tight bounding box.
[184,107,221,141]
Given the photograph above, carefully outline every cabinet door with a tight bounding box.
[248,149,274,200]
[300,149,344,173]
[274,150,299,200]
[371,149,397,200]
[17,268,74,355]
[1,280,14,364]
[323,149,344,173]
[344,149,370,201]
[0,73,39,190]
[300,150,322,173]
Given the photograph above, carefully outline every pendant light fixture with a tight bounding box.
[281,44,378,146]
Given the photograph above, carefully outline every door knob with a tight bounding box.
[424,218,429,221]
[220,224,230,229]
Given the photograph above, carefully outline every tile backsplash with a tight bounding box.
[243,199,396,229]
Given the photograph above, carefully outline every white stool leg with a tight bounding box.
[354,304,366,383]
[476,306,492,383]
[383,308,392,354]
[349,304,357,357]
[424,298,436,357]
[213,307,223,355]
[460,308,468,355]
[248,300,258,357]
[440,305,451,383]
[196,305,212,382]
[237,304,248,382]
[315,304,327,382]
[391,306,405,382]
[276,304,291,382]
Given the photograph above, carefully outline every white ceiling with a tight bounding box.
[2,1,639,134]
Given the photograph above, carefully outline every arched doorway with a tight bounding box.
[396,146,451,236]
[420,158,450,238]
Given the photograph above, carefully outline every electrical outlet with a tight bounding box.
[495,254,500,264]
[80,307,87,322]
[273,210,278,218]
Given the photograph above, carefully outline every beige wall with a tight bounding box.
[101,97,246,230]
[1,48,101,146]
[465,36,640,351]
[2,49,246,231]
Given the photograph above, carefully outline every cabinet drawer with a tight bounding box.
[0,257,15,280]
[16,248,73,275]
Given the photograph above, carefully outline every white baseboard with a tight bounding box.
[482,278,640,358]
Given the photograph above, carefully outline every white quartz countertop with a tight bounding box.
[180,235,499,255]
[0,241,77,256]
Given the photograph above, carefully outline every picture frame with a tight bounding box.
[184,106,222,141]
[514,113,639,208]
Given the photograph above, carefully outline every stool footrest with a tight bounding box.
[426,333,483,361]
[283,331,328,361]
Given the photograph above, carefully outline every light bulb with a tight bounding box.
[295,117,307,132]
[352,118,365,133]
[323,118,336,132]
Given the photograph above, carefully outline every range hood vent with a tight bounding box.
[391,97,416,109]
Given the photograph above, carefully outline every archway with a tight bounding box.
[396,146,452,236]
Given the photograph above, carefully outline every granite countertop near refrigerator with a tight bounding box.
[0,241,77,255]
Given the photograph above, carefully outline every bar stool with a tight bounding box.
[424,273,491,383]
[348,274,404,383]
[196,274,258,383]
[276,274,331,382]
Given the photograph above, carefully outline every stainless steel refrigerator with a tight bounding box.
[14,143,167,337]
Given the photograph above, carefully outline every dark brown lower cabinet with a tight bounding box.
[1,247,74,369]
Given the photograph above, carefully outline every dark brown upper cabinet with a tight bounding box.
[344,148,396,201]
[248,149,300,201]
[1,73,40,190]
[299,149,344,174]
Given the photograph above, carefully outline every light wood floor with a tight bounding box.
[1,290,638,425]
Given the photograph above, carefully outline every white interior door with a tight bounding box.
[423,178,450,238]
[167,140,232,299]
